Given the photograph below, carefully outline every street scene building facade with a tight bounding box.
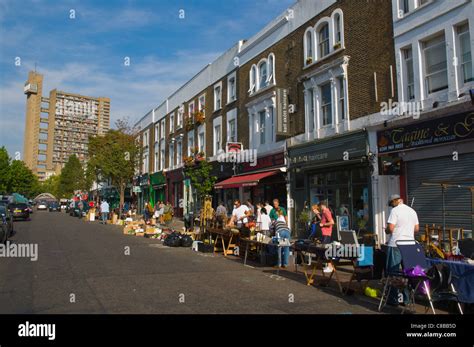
[133,0,400,239]
[23,71,110,181]
[133,0,474,241]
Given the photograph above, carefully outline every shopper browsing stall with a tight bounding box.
[269,199,287,223]
[227,199,249,228]
[385,194,419,307]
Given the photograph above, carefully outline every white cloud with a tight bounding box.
[0,51,220,156]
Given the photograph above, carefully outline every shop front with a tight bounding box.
[166,168,184,218]
[210,161,235,212]
[288,130,371,237]
[150,171,166,207]
[376,110,474,233]
[214,152,287,212]
[138,174,150,215]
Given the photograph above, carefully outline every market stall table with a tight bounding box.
[292,242,354,293]
[239,237,290,275]
[207,227,239,257]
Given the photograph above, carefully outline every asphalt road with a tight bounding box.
[0,211,381,314]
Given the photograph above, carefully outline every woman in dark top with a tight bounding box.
[309,204,322,240]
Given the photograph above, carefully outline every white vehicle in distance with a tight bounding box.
[37,201,48,211]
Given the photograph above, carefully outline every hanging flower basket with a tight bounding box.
[194,111,205,125]
[185,118,194,131]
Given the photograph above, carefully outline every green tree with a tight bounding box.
[88,126,140,216]
[59,155,86,197]
[39,174,62,198]
[0,147,11,194]
[7,160,39,198]
[184,158,217,211]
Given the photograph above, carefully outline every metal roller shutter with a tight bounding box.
[406,153,474,231]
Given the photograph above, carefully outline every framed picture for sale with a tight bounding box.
[337,215,349,231]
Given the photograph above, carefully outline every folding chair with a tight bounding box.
[379,240,431,313]
[426,263,463,314]
[344,246,374,295]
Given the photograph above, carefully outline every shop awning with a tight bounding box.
[214,170,279,189]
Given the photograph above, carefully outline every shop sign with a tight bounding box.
[288,131,367,168]
[242,152,285,172]
[377,112,474,154]
[139,174,149,186]
[276,88,290,136]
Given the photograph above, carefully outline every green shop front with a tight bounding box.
[150,172,166,207]
[288,130,372,237]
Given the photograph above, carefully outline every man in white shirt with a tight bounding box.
[100,200,110,225]
[385,194,419,306]
[228,199,249,228]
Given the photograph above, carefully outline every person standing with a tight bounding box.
[257,207,271,236]
[269,199,287,223]
[264,201,273,218]
[319,201,334,244]
[309,204,322,240]
[227,199,249,228]
[246,199,255,215]
[385,194,419,307]
[272,218,291,268]
[100,200,109,224]
[215,201,228,228]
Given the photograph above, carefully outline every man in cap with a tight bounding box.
[385,194,419,306]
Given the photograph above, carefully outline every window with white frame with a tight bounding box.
[154,124,159,143]
[159,140,165,170]
[259,61,268,89]
[143,151,148,173]
[227,73,236,103]
[169,113,175,133]
[177,107,184,129]
[154,142,159,172]
[160,120,165,139]
[198,94,205,114]
[258,110,266,145]
[227,118,236,142]
[176,139,182,166]
[249,53,276,95]
[320,83,332,126]
[423,33,448,94]
[268,54,275,84]
[400,0,411,14]
[334,14,342,45]
[169,142,175,169]
[249,65,257,94]
[188,100,195,119]
[338,77,345,120]
[318,24,330,58]
[214,83,222,111]
[307,88,315,132]
[305,29,315,65]
[198,125,205,154]
[403,47,415,100]
[457,23,473,84]
[214,124,221,156]
[187,131,194,156]
[143,130,149,147]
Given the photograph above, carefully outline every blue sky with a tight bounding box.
[0,0,294,158]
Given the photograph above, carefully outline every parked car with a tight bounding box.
[37,201,48,211]
[8,202,30,221]
[48,201,60,212]
[0,202,14,243]
[60,199,69,211]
